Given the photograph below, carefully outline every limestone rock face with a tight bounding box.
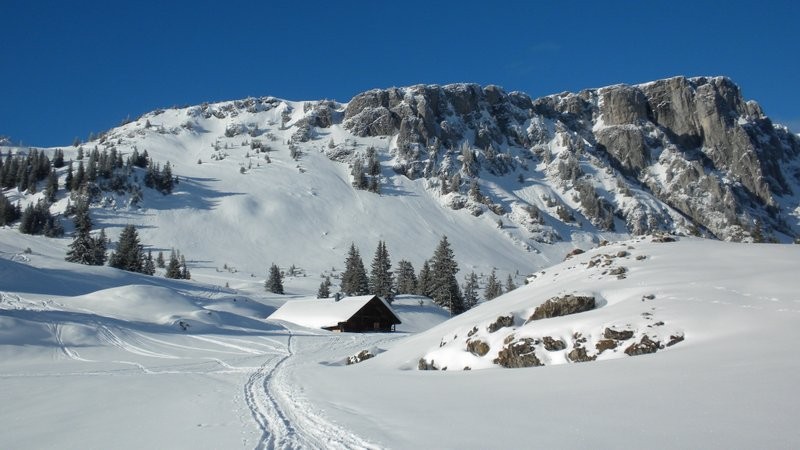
[336,76,800,242]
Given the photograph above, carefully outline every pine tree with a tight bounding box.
[265,263,284,294]
[92,229,108,265]
[156,251,165,268]
[484,269,503,300]
[165,249,182,278]
[369,240,394,300]
[351,159,367,190]
[341,243,368,295]
[44,169,58,203]
[463,271,480,310]
[72,161,85,191]
[429,236,464,314]
[395,260,417,295]
[317,276,332,299]
[505,274,517,292]
[180,254,190,279]
[416,260,433,297]
[64,161,74,192]
[144,251,156,275]
[65,228,95,264]
[109,225,145,273]
[65,199,94,262]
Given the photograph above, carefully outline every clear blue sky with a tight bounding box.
[2,0,798,147]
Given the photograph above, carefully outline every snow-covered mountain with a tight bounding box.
[2,76,800,448]
[3,75,799,292]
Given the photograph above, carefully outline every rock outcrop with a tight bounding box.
[337,76,800,242]
[528,295,596,321]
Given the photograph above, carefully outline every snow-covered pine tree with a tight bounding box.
[416,260,433,297]
[463,271,480,310]
[369,241,394,300]
[144,251,156,275]
[44,169,58,203]
[0,194,21,226]
[109,224,145,273]
[92,229,108,265]
[65,199,107,265]
[395,259,417,295]
[341,243,368,295]
[429,236,464,314]
[156,251,165,268]
[180,254,190,280]
[265,263,284,294]
[317,276,332,299]
[484,269,503,300]
[505,274,517,292]
[165,249,182,278]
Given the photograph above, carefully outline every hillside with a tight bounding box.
[2,233,798,448]
[2,76,799,298]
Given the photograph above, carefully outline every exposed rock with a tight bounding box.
[564,248,585,260]
[567,346,596,363]
[487,315,515,333]
[418,358,438,370]
[608,266,627,277]
[528,295,595,321]
[542,336,566,351]
[652,234,676,243]
[603,327,634,341]
[595,339,618,353]
[466,339,490,357]
[347,350,374,365]
[467,326,478,338]
[624,335,662,356]
[493,338,543,368]
[666,334,685,347]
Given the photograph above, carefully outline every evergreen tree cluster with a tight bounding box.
[350,147,381,193]
[317,276,332,298]
[0,194,21,226]
[165,249,191,279]
[144,160,175,194]
[0,149,53,192]
[484,269,503,300]
[335,236,467,314]
[18,200,63,237]
[341,243,369,295]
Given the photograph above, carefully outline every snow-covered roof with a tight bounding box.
[267,295,400,329]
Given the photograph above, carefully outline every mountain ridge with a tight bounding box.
[2,75,799,296]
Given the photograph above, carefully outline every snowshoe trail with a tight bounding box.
[245,326,383,450]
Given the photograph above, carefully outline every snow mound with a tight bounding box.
[374,237,800,371]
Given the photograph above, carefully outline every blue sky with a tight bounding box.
[2,0,798,147]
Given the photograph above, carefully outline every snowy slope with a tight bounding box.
[2,235,799,449]
[294,237,800,448]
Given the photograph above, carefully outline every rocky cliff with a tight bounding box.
[331,76,800,241]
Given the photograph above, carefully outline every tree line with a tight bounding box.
[265,236,521,315]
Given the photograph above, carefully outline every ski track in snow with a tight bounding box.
[244,325,384,450]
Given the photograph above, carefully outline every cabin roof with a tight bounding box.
[267,295,401,329]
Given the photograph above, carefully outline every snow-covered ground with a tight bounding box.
[2,234,799,449]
